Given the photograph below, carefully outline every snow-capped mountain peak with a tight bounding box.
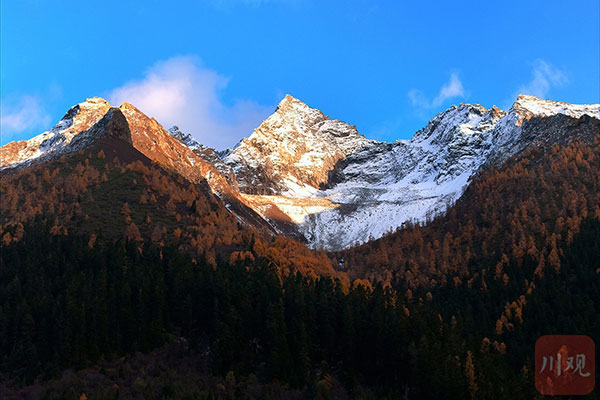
[168,126,202,150]
[488,95,600,165]
[224,94,373,196]
[167,126,238,188]
[412,102,506,147]
[511,94,600,124]
[0,97,237,196]
[267,94,331,132]
[215,95,599,250]
[0,97,113,170]
[3,93,598,251]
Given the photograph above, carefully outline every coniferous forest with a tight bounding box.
[1,215,599,398]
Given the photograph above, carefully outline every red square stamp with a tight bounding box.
[535,335,595,395]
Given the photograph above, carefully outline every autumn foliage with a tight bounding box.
[0,147,343,282]
[341,136,600,288]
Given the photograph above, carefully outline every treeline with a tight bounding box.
[339,136,600,346]
[1,126,599,398]
[342,137,600,289]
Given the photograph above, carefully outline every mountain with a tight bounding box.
[339,113,600,281]
[118,101,233,195]
[0,97,112,169]
[3,95,599,251]
[1,97,232,194]
[0,97,280,236]
[214,94,599,250]
[165,94,376,240]
[1,92,599,399]
[223,94,373,196]
[167,125,238,189]
[0,101,343,280]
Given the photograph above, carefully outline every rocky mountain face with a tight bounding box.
[167,126,238,189]
[0,97,278,235]
[223,94,373,196]
[487,95,600,165]
[214,94,600,250]
[0,97,233,195]
[3,94,598,251]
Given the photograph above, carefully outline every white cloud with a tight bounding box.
[432,73,465,107]
[516,59,568,99]
[1,95,51,141]
[109,56,273,149]
[407,89,430,109]
[408,73,466,110]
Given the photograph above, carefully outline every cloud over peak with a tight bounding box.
[108,56,273,149]
[408,72,466,110]
[433,73,465,107]
[516,59,568,99]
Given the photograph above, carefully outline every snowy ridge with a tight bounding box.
[511,94,599,121]
[216,94,600,250]
[0,97,112,170]
[168,126,238,188]
[3,93,598,251]
[0,98,276,235]
[300,103,506,249]
[489,95,600,165]
[0,98,236,198]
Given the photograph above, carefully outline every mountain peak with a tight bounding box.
[412,101,506,145]
[280,93,297,103]
[272,94,326,122]
[68,107,132,149]
[509,94,600,126]
[0,96,116,170]
[277,93,303,107]
[84,96,111,106]
[516,93,541,101]
[225,95,371,196]
[119,101,138,111]
[457,102,487,112]
[168,126,202,150]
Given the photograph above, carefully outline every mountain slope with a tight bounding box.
[4,94,598,252]
[340,113,600,282]
[217,95,599,250]
[1,93,599,399]
[3,125,599,399]
[0,98,233,195]
[0,97,279,235]
[0,107,345,282]
[167,125,238,189]
[333,119,600,395]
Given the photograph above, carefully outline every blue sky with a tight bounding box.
[1,0,598,149]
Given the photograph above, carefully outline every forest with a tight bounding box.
[0,146,345,283]
[0,134,599,398]
[1,215,599,399]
